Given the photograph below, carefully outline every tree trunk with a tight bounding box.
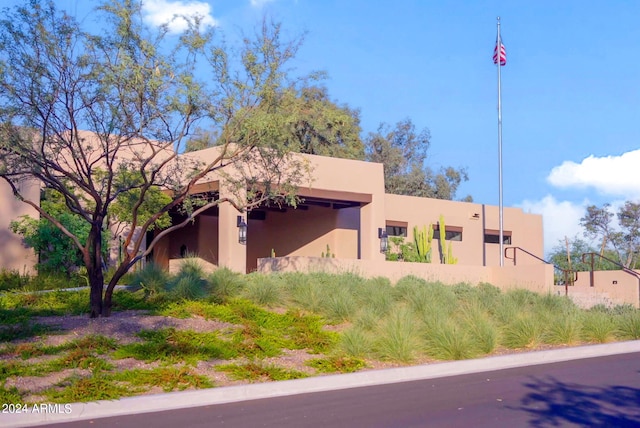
[103,258,131,318]
[87,222,105,318]
[89,267,103,318]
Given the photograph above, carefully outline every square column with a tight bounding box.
[359,197,386,261]
[217,191,247,273]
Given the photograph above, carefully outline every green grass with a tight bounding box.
[216,361,308,382]
[44,374,135,403]
[112,367,214,392]
[2,270,640,404]
[306,356,367,373]
[113,328,237,364]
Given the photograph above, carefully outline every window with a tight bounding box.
[432,225,463,241]
[386,221,408,237]
[386,226,407,237]
[484,230,512,244]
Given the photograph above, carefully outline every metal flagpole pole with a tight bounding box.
[496,17,504,267]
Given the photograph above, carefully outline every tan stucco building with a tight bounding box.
[151,150,544,274]
[0,179,39,274]
[0,145,544,277]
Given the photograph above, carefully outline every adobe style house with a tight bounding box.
[150,148,544,274]
[4,146,640,308]
[0,147,544,275]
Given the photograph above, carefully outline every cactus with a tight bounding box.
[322,244,335,258]
[438,215,458,264]
[413,224,433,263]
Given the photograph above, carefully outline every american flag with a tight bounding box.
[493,37,506,66]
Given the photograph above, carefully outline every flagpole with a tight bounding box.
[496,16,504,267]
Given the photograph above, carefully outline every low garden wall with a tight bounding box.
[562,270,640,308]
[257,257,555,295]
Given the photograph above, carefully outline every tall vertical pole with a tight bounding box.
[496,17,504,267]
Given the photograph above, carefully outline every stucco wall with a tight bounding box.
[565,270,640,308]
[384,194,544,267]
[257,256,554,294]
[0,180,39,273]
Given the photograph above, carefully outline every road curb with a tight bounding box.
[4,340,640,427]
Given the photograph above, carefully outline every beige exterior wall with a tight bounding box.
[257,256,555,294]
[0,180,39,273]
[384,194,544,266]
[565,270,640,308]
[1,142,545,279]
[245,205,359,272]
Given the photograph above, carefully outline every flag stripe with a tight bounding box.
[493,39,506,66]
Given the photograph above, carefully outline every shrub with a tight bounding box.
[339,327,373,357]
[168,259,208,300]
[581,311,616,343]
[373,308,419,363]
[321,287,357,323]
[615,310,640,340]
[425,322,477,360]
[545,309,583,345]
[128,263,171,297]
[207,268,243,302]
[501,316,545,349]
[460,305,498,354]
[242,274,284,307]
[0,269,29,291]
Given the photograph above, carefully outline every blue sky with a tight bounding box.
[9,0,640,254]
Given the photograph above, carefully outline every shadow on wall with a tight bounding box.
[509,375,640,427]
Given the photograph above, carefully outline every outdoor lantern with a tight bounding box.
[378,228,388,253]
[237,215,247,245]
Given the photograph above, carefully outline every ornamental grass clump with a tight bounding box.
[581,310,617,343]
[544,308,583,345]
[424,321,477,360]
[615,309,640,340]
[169,259,208,300]
[321,287,357,323]
[459,304,499,354]
[206,267,244,302]
[501,315,545,349]
[242,274,285,307]
[128,263,171,298]
[339,327,374,358]
[373,307,419,363]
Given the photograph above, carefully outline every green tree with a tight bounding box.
[617,201,640,269]
[364,119,470,200]
[10,190,90,276]
[547,236,618,272]
[0,1,311,317]
[185,85,364,159]
[580,204,617,260]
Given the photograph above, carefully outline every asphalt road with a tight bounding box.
[48,352,640,428]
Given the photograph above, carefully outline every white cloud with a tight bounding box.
[547,149,640,199]
[518,195,589,256]
[250,0,276,7]
[142,0,216,34]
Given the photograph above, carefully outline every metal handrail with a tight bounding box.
[504,246,578,295]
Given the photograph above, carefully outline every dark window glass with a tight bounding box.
[386,226,407,237]
[484,233,512,244]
